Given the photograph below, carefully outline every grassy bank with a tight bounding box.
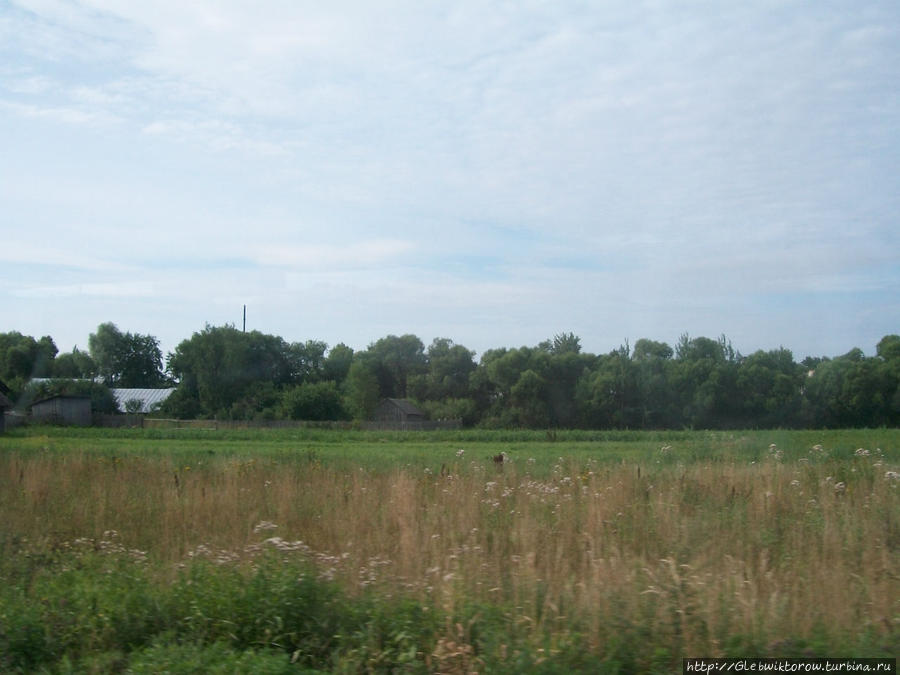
[1,429,898,672]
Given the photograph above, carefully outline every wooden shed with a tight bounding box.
[31,395,92,426]
[372,398,426,425]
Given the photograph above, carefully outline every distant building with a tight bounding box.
[110,388,175,414]
[29,379,175,415]
[31,395,92,426]
[372,398,426,425]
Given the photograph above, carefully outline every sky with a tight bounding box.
[2,0,898,363]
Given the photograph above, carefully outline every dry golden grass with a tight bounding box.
[2,449,898,656]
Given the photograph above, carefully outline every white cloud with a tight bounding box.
[253,240,415,269]
[0,99,120,125]
[141,118,289,156]
[12,281,156,299]
[1,0,897,359]
[0,242,131,273]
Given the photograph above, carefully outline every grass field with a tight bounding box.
[1,427,898,673]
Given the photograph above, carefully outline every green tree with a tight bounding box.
[509,369,550,428]
[576,345,639,428]
[736,348,803,427]
[323,343,354,385]
[409,338,476,402]
[876,335,900,424]
[632,339,675,427]
[671,334,740,428]
[803,346,896,427]
[877,335,900,361]
[545,346,594,427]
[52,347,96,379]
[288,340,328,383]
[539,332,582,355]
[89,323,165,387]
[0,332,57,387]
[165,325,293,418]
[365,334,427,399]
[280,381,347,421]
[343,359,380,420]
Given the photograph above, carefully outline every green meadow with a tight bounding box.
[1,427,898,673]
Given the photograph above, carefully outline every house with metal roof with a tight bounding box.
[110,388,175,414]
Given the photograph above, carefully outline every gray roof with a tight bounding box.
[384,398,425,416]
[111,388,175,414]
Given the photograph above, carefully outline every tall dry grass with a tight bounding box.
[2,449,898,656]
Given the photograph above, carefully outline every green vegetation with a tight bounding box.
[4,327,900,428]
[1,428,897,672]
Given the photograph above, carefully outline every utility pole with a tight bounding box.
[242,305,246,333]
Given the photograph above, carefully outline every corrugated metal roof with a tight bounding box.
[385,398,425,416]
[111,388,176,413]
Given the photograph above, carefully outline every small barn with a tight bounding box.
[31,395,92,426]
[372,398,426,425]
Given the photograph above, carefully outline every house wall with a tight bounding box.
[373,400,404,423]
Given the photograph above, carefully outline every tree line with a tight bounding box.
[2,324,898,429]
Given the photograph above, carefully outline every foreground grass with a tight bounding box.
[0,429,898,672]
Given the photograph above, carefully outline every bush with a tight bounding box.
[279,381,347,421]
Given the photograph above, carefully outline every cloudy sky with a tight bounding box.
[2,0,898,362]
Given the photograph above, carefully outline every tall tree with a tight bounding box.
[736,348,803,427]
[323,343,354,385]
[52,347,97,379]
[366,334,427,399]
[165,325,292,418]
[89,323,165,387]
[343,358,380,420]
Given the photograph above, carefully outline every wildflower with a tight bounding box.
[456,448,465,458]
[855,448,870,457]
[834,482,846,494]
[790,480,800,488]
[885,471,900,482]
[253,521,278,533]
